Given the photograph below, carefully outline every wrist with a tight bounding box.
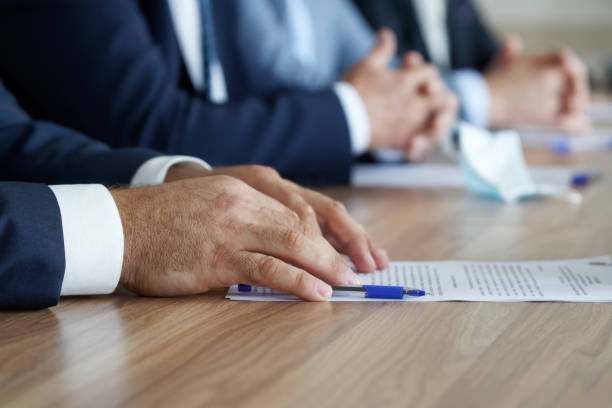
[485,75,510,129]
[110,188,140,292]
[164,163,211,182]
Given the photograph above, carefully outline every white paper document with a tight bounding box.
[519,128,612,153]
[352,163,577,189]
[589,101,612,122]
[226,256,612,302]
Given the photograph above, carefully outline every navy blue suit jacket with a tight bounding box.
[0,82,159,309]
[0,0,353,185]
[353,0,499,72]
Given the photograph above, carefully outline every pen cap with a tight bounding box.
[362,285,404,299]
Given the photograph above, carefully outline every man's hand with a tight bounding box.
[485,37,591,134]
[400,52,459,161]
[111,176,363,301]
[343,29,457,156]
[165,164,390,273]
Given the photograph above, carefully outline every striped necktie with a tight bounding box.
[199,0,218,99]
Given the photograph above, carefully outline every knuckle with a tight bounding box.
[281,204,302,227]
[244,258,263,285]
[213,178,250,211]
[284,229,305,251]
[251,165,279,180]
[287,191,303,205]
[215,174,246,191]
[348,230,368,251]
[329,244,347,266]
[298,217,319,238]
[293,271,312,293]
[216,191,245,212]
[289,192,311,214]
[326,199,346,215]
[258,255,281,282]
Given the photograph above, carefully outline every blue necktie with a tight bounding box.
[199,0,218,99]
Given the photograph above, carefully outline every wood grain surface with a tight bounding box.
[1,149,611,408]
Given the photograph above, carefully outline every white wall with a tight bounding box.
[474,0,612,27]
[472,0,612,56]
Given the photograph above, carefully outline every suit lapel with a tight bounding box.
[400,0,430,62]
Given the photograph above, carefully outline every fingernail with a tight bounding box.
[377,249,390,263]
[306,205,315,214]
[346,269,362,285]
[316,282,333,299]
[367,253,376,270]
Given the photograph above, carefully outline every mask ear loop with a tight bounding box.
[440,126,461,159]
[535,184,583,205]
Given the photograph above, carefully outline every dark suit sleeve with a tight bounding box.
[0,82,160,186]
[0,82,160,309]
[0,0,353,185]
[0,182,65,309]
[448,0,499,72]
[353,0,499,72]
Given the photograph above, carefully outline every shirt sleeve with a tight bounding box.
[130,156,211,186]
[50,184,124,296]
[443,69,491,129]
[53,156,210,296]
[333,82,371,155]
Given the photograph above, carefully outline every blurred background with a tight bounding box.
[474,0,612,90]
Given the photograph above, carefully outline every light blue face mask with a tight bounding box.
[448,122,582,204]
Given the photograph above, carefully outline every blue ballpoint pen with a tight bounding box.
[332,285,427,299]
[571,170,603,188]
[237,284,428,299]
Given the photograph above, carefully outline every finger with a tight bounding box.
[369,242,390,270]
[557,112,592,136]
[414,88,457,139]
[245,218,361,285]
[400,64,441,90]
[429,92,459,137]
[285,180,387,274]
[220,166,322,234]
[562,86,586,115]
[542,66,567,93]
[425,112,455,147]
[325,229,389,273]
[236,252,333,301]
[366,28,397,68]
[401,51,423,69]
[558,49,590,112]
[491,35,523,68]
[420,77,445,96]
[298,189,380,273]
[323,233,344,254]
[267,179,321,235]
[531,50,567,67]
[406,135,434,161]
[538,96,563,124]
[222,180,305,234]
[284,191,321,234]
[558,48,588,87]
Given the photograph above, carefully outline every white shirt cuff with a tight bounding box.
[447,69,491,129]
[333,82,371,155]
[130,156,211,186]
[50,185,124,296]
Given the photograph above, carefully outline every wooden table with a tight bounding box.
[1,149,611,408]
